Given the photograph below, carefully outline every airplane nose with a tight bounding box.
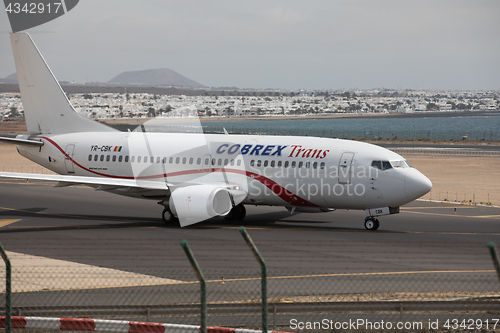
[405,169,432,200]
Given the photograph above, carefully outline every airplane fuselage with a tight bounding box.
[17,132,431,211]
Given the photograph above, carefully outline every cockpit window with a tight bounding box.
[382,161,392,170]
[390,160,404,168]
[371,161,382,170]
[390,160,411,168]
[371,160,394,171]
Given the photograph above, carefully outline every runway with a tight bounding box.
[1,178,499,275]
[1,178,499,325]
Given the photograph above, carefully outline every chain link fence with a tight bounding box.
[1,244,500,332]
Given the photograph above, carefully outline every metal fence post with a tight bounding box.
[0,242,11,333]
[239,227,267,333]
[487,242,500,284]
[180,240,206,333]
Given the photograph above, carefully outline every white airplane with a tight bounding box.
[0,32,432,229]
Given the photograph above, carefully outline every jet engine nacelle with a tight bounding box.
[169,185,233,226]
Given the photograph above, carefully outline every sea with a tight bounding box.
[114,112,500,141]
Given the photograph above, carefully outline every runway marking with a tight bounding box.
[0,206,153,225]
[0,180,56,186]
[206,269,496,284]
[11,267,496,292]
[0,180,88,189]
[401,206,475,209]
[402,210,500,220]
[0,219,20,228]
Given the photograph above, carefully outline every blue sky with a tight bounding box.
[1,0,499,90]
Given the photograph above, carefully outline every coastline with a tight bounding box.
[2,119,499,146]
[100,109,500,125]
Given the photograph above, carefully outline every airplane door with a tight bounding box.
[202,154,212,173]
[338,152,354,184]
[64,144,75,174]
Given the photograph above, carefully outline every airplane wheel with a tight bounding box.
[233,204,246,220]
[364,217,380,231]
[162,208,178,224]
[225,204,246,221]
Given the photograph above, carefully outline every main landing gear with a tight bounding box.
[364,216,380,231]
[162,208,178,224]
[224,204,246,221]
[161,205,246,224]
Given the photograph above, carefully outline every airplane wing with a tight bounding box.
[0,136,44,146]
[1,172,249,227]
[0,172,169,191]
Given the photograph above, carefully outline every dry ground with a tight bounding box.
[406,155,500,206]
[1,141,499,206]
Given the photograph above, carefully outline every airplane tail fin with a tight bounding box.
[10,32,116,135]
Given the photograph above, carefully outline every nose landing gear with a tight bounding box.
[364,216,380,230]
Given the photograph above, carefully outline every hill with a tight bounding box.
[1,73,18,83]
[108,68,205,88]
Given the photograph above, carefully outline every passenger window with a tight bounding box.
[212,158,216,165]
[298,161,303,168]
[156,157,160,163]
[119,156,123,162]
[218,159,222,166]
[313,162,317,169]
[250,160,255,166]
[270,161,275,167]
[145,156,149,163]
[131,156,135,162]
[237,160,242,166]
[284,161,289,168]
[320,162,325,169]
[94,155,98,161]
[182,157,187,164]
[371,161,382,170]
[100,155,104,162]
[189,158,193,164]
[305,162,310,168]
[176,157,180,164]
[257,160,261,167]
[112,155,116,162]
[137,156,141,162]
[125,156,129,162]
[277,161,282,167]
[204,158,209,165]
[264,160,268,167]
[197,158,201,165]
[169,157,174,164]
[162,157,166,164]
[291,161,296,168]
[230,159,235,166]
[88,154,92,161]
[224,159,228,166]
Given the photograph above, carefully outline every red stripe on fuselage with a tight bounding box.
[37,137,318,207]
